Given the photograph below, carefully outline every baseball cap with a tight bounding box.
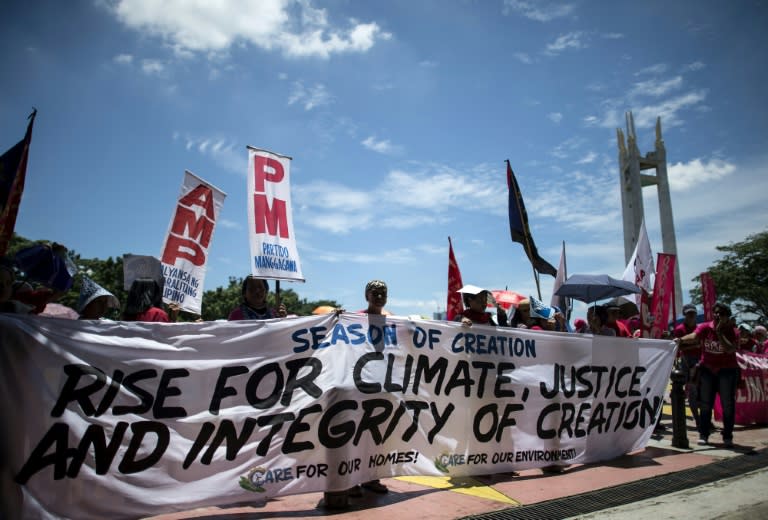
[682,303,697,315]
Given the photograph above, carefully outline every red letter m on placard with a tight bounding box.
[253,194,288,238]
[162,184,216,266]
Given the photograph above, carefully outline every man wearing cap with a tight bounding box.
[674,301,739,447]
[673,303,701,429]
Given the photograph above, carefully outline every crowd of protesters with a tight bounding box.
[2,245,768,510]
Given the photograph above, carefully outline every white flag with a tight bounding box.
[247,147,305,282]
[550,241,567,310]
[622,219,654,303]
[160,171,226,314]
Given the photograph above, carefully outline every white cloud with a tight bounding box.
[545,32,586,55]
[141,59,165,75]
[683,61,705,72]
[380,168,499,211]
[503,0,575,22]
[291,162,502,234]
[107,0,391,59]
[113,53,133,64]
[629,76,683,98]
[514,52,533,64]
[635,63,668,76]
[288,82,332,110]
[548,112,563,124]
[217,218,240,229]
[668,157,737,191]
[591,89,707,129]
[178,134,242,174]
[576,151,598,164]
[601,32,624,39]
[550,136,586,159]
[361,136,400,155]
[631,90,708,128]
[419,60,438,68]
[583,115,599,126]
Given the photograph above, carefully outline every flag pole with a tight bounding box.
[562,240,572,320]
[507,160,542,299]
[275,280,281,308]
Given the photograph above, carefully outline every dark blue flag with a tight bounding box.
[507,160,557,277]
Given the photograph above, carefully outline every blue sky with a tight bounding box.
[2,0,767,319]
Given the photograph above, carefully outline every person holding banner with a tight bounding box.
[323,280,390,509]
[356,280,390,494]
[509,298,533,328]
[227,276,287,320]
[455,285,508,327]
[122,278,169,322]
[77,275,120,320]
[675,301,739,447]
[754,325,767,354]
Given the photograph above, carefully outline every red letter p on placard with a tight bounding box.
[254,156,284,193]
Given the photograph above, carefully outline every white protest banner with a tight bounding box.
[160,170,226,314]
[1,313,675,519]
[247,147,304,281]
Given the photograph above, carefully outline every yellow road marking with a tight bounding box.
[395,476,519,505]
[662,403,693,419]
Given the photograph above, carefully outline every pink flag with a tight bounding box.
[649,253,676,339]
[446,237,464,321]
[700,272,717,322]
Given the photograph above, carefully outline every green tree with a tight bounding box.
[689,229,768,324]
[200,277,340,320]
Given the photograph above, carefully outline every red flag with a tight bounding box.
[0,109,36,256]
[446,237,464,321]
[700,272,716,322]
[649,253,676,338]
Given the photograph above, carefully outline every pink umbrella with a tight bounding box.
[489,290,526,310]
[39,303,79,319]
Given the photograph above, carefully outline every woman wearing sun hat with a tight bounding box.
[454,284,508,327]
[77,275,120,320]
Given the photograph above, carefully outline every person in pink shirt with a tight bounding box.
[675,301,739,448]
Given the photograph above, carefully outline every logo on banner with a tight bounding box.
[434,453,451,473]
[240,466,268,493]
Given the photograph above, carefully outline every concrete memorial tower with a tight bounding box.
[617,112,683,315]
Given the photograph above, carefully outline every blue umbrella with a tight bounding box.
[554,274,640,304]
[13,244,75,292]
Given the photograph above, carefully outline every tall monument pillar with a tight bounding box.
[617,112,683,315]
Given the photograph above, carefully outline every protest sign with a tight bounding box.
[122,254,164,290]
[715,351,768,425]
[1,313,674,519]
[160,171,226,314]
[247,147,304,282]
